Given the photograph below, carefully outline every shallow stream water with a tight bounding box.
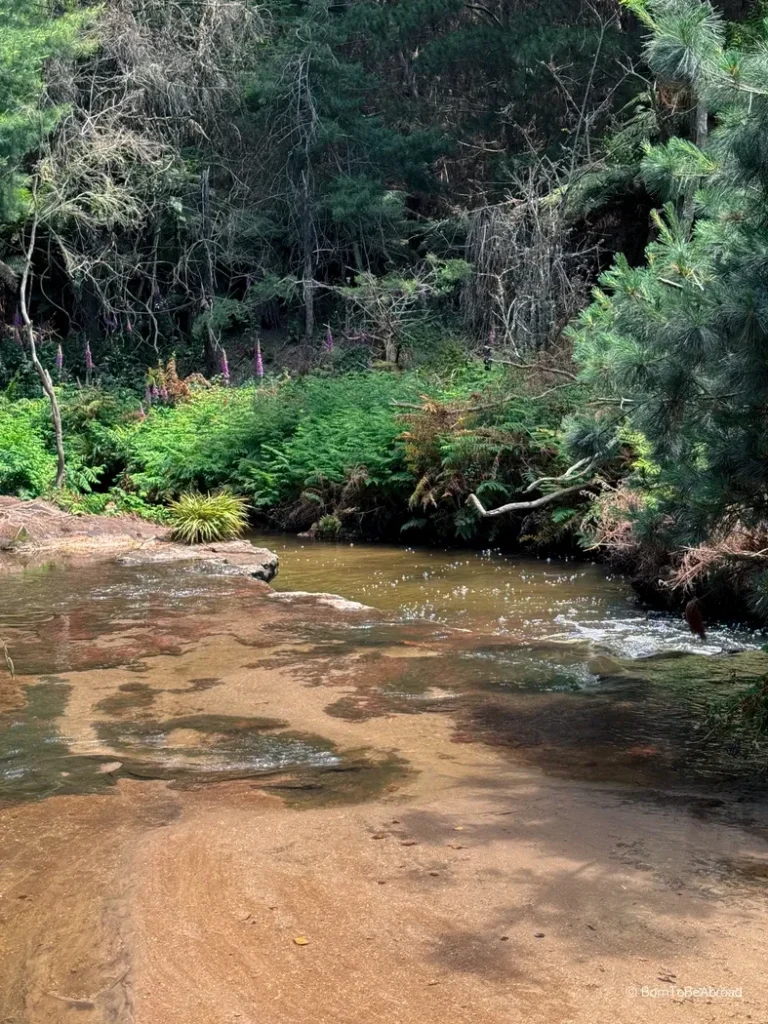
[259,535,763,657]
[1,537,767,805]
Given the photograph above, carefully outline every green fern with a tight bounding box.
[168,492,249,544]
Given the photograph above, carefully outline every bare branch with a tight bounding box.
[1,638,15,680]
[492,358,578,380]
[19,205,66,488]
[467,481,598,518]
[522,456,597,493]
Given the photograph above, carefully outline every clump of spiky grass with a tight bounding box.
[169,491,249,544]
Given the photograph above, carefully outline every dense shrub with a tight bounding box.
[0,367,589,543]
[122,375,421,530]
[0,399,57,496]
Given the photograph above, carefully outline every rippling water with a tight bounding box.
[1,538,767,802]
[256,534,766,656]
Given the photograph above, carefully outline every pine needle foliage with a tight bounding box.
[572,0,768,560]
[559,0,768,616]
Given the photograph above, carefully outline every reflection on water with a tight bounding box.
[0,680,117,801]
[1,536,767,803]
[0,561,246,675]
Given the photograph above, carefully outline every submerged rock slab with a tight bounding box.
[117,539,279,582]
[267,590,370,611]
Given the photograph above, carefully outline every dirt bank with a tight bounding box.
[1,573,767,1024]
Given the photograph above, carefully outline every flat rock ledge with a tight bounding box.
[117,539,279,582]
[0,498,278,582]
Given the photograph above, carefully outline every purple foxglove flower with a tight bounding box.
[56,344,63,372]
[84,340,94,371]
[220,348,230,385]
[324,325,334,352]
[151,383,160,401]
[160,385,169,403]
[145,385,152,406]
[254,341,264,379]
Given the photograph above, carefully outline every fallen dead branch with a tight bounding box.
[467,481,598,518]
[669,526,768,591]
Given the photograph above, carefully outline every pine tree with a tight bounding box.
[571,0,768,555]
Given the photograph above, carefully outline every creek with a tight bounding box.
[1,536,766,802]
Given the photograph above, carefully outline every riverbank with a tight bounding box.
[0,497,279,580]
[4,374,764,624]
[1,555,767,1024]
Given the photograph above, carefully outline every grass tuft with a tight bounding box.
[169,491,249,544]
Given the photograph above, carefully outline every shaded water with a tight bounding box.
[1,539,767,804]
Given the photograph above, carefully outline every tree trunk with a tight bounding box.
[301,170,315,344]
[384,334,398,364]
[199,167,218,374]
[20,215,66,488]
[695,98,708,148]
[683,99,709,228]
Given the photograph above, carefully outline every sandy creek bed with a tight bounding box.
[1,540,767,1023]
